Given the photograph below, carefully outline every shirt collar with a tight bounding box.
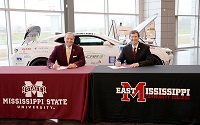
[132,42,139,49]
[66,45,72,49]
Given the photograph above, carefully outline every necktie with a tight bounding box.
[67,47,71,64]
[133,47,136,58]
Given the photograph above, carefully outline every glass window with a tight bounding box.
[9,0,62,11]
[108,0,138,14]
[74,0,104,12]
[26,12,63,40]
[177,0,198,15]
[10,11,26,46]
[78,36,105,46]
[75,14,105,34]
[175,0,178,15]
[177,16,197,48]
[10,11,63,46]
[0,0,4,8]
[108,15,138,41]
[9,0,25,9]
[109,15,137,30]
[25,0,62,11]
[0,11,9,66]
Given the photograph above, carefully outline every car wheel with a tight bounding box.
[153,55,163,65]
[29,58,48,66]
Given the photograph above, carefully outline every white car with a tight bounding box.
[11,15,173,66]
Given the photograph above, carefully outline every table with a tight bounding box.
[89,65,200,124]
[0,66,95,122]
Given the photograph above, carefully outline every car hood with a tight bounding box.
[22,26,41,45]
[134,13,158,32]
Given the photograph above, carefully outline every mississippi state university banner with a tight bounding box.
[0,66,95,122]
[89,65,200,124]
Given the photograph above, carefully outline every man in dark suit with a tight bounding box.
[115,30,154,68]
[47,32,85,69]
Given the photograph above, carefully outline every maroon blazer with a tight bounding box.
[47,44,85,68]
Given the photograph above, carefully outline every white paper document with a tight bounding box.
[56,66,67,70]
[108,66,127,69]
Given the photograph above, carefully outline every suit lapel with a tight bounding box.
[135,42,142,61]
[62,44,68,64]
[127,44,134,62]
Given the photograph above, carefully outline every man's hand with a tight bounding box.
[52,64,60,70]
[115,61,121,67]
[67,63,77,69]
[129,63,139,68]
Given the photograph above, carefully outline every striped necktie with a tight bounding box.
[133,47,136,58]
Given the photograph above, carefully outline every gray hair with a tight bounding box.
[64,32,75,39]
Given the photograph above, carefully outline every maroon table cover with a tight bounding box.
[0,66,95,122]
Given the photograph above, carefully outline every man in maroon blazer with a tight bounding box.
[47,32,85,69]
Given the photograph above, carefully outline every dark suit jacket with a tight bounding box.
[117,42,154,66]
[47,44,85,68]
